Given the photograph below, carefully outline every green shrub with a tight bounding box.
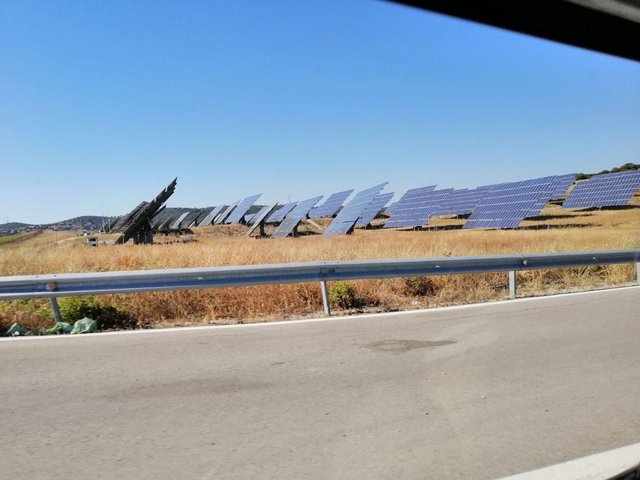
[329,281,360,309]
[58,297,135,330]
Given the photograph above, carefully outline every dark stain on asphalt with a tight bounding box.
[365,339,456,354]
[110,377,272,400]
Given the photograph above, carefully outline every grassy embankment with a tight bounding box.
[1,201,638,332]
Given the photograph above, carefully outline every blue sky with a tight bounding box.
[1,0,638,224]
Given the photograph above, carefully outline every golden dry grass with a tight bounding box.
[1,200,638,331]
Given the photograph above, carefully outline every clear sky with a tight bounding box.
[1,0,638,224]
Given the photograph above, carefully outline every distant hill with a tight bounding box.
[0,216,116,237]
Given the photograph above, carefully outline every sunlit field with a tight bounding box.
[1,198,638,332]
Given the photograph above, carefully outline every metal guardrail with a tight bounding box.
[0,250,638,322]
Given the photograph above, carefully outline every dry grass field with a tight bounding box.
[1,198,638,332]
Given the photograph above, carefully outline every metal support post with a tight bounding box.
[49,297,63,323]
[508,270,517,299]
[320,280,331,316]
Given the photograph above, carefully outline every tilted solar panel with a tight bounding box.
[356,192,394,226]
[198,205,225,226]
[271,196,323,238]
[384,186,455,228]
[562,170,640,209]
[548,174,576,199]
[323,183,388,237]
[169,212,190,230]
[309,189,354,218]
[246,204,280,237]
[225,194,262,224]
[214,200,240,224]
[463,175,557,229]
[266,201,298,223]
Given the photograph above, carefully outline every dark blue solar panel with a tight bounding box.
[225,194,262,224]
[563,170,640,209]
[266,201,298,223]
[323,183,388,237]
[356,192,394,226]
[246,204,280,236]
[432,187,489,217]
[271,196,323,238]
[384,186,456,228]
[309,189,354,218]
[548,174,576,199]
[463,176,557,229]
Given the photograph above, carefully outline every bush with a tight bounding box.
[402,276,438,296]
[329,281,360,309]
[58,297,135,330]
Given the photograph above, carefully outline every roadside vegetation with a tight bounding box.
[0,199,638,332]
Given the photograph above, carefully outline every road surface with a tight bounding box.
[1,287,639,479]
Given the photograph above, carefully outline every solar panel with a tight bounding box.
[323,183,388,237]
[548,174,576,199]
[181,209,204,228]
[271,196,323,238]
[246,204,280,236]
[384,186,456,228]
[266,201,298,223]
[214,200,240,224]
[309,189,354,218]
[198,205,225,226]
[562,170,640,209]
[225,194,262,224]
[432,187,489,217]
[464,175,557,229]
[170,211,190,230]
[356,192,394,226]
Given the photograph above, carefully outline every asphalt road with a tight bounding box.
[1,287,639,480]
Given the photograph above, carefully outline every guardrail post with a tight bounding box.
[508,271,517,299]
[49,297,63,323]
[320,280,331,316]
[637,262,640,285]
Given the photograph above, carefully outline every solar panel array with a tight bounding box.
[198,205,225,226]
[225,194,262,224]
[309,189,354,218]
[384,186,453,228]
[271,196,323,238]
[433,187,490,217]
[562,170,640,209]
[323,183,388,237]
[266,201,298,223]
[464,176,557,229]
[356,192,394,226]
[214,200,240,224]
[169,212,190,230]
[548,174,576,199]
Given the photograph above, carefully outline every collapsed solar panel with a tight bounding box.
[246,203,280,237]
[384,186,454,228]
[309,189,354,218]
[225,194,262,224]
[323,183,388,237]
[112,178,178,244]
[356,192,394,227]
[464,176,557,229]
[562,170,640,209]
[548,174,576,200]
[214,200,240,224]
[266,201,298,223]
[198,205,225,226]
[271,196,323,238]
